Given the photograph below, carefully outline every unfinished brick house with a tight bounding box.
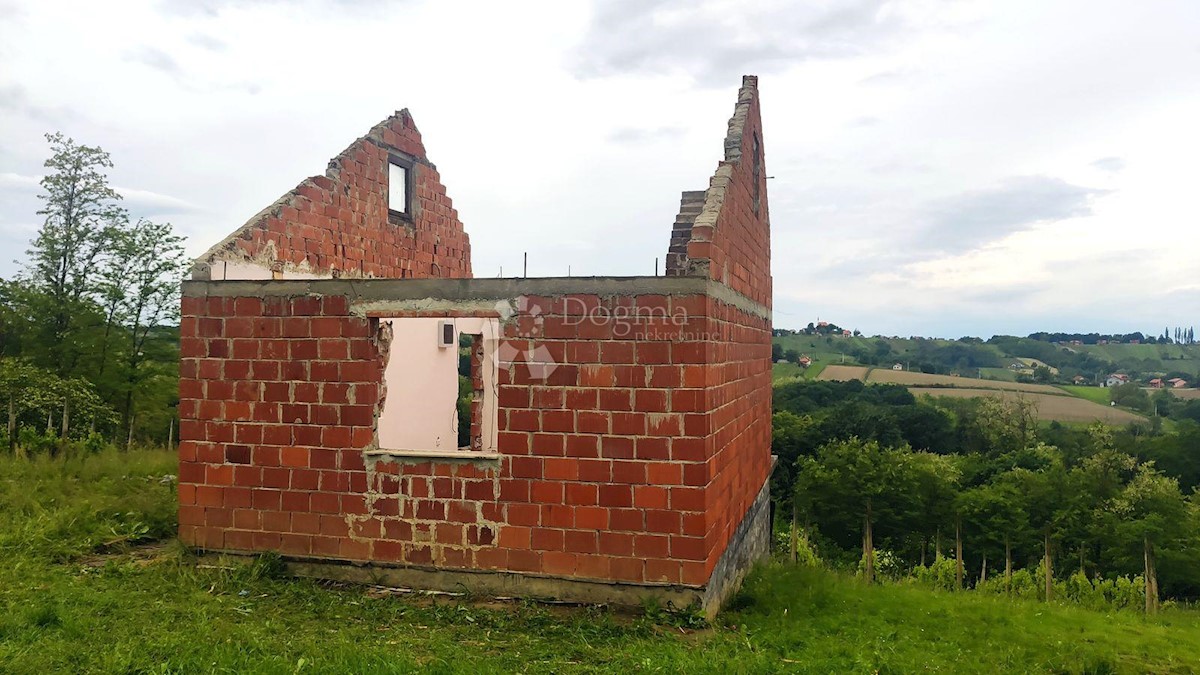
[178,76,773,614]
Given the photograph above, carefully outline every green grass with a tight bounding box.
[3,450,1200,672]
[979,367,1018,382]
[1060,385,1112,405]
[772,361,826,384]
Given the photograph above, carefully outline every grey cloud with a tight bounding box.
[858,69,908,85]
[1091,156,1125,172]
[156,0,397,17]
[606,126,685,144]
[187,32,227,51]
[572,0,904,86]
[126,46,182,75]
[0,84,72,123]
[918,176,1108,252]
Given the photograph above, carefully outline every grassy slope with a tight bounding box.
[774,335,1200,376]
[4,451,1200,673]
[1075,343,1200,374]
[1061,384,1112,405]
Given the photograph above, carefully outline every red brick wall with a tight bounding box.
[699,299,772,579]
[195,110,471,280]
[670,76,772,310]
[179,287,759,587]
[700,80,771,309]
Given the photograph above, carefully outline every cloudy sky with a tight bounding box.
[1,0,1197,338]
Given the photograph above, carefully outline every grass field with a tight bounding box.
[1060,385,1112,405]
[771,361,825,384]
[978,367,1018,382]
[4,451,1200,672]
[909,388,1147,424]
[816,366,1147,424]
[1073,343,1200,374]
[7,449,1200,667]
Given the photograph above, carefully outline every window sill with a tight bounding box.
[364,448,500,462]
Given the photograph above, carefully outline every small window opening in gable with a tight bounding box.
[388,156,413,220]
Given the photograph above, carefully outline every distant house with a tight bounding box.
[841,329,852,337]
[1105,374,1130,388]
[1098,339,1108,345]
[1073,375,1089,385]
[1169,378,1188,389]
[1149,378,1164,389]
[798,355,812,369]
[892,363,903,371]
[817,321,829,328]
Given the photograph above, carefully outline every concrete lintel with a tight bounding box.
[182,276,771,320]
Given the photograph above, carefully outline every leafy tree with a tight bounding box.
[795,438,921,584]
[1002,455,1070,602]
[909,452,960,566]
[958,481,1031,590]
[1108,466,1194,613]
[1110,382,1151,413]
[22,133,127,376]
[108,219,188,436]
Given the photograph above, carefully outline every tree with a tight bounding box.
[22,133,127,376]
[795,438,921,584]
[959,481,1031,592]
[909,452,960,567]
[1110,382,1151,414]
[1109,465,1194,613]
[1003,453,1071,602]
[107,219,188,438]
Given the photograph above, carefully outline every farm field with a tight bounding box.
[3,450,1200,673]
[909,388,1147,424]
[1165,388,1200,400]
[1073,343,1200,374]
[978,367,1018,382]
[1060,384,1111,405]
[818,365,1062,394]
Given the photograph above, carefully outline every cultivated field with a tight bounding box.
[1165,388,1200,400]
[909,388,1147,424]
[818,365,1062,394]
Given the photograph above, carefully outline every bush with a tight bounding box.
[773,528,822,567]
[17,428,58,456]
[912,556,959,591]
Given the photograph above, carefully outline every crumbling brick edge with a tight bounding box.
[191,471,772,619]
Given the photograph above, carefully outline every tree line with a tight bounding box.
[0,134,188,452]
[772,380,1200,611]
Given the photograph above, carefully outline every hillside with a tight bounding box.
[4,450,1200,673]
[815,364,1148,424]
[774,333,1200,387]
